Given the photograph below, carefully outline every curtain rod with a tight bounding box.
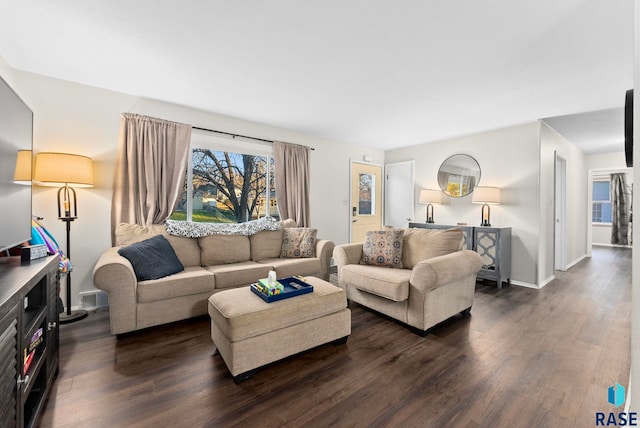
[192,126,314,150]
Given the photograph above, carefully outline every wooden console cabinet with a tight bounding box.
[0,255,59,428]
[409,223,512,288]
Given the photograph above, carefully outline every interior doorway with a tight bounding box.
[350,161,383,242]
[384,161,415,228]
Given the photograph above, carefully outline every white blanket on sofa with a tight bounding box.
[165,216,281,238]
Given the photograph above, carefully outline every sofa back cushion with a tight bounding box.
[401,227,463,269]
[250,229,285,261]
[249,218,297,261]
[114,223,201,267]
[199,234,251,265]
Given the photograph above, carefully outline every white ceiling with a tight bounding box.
[0,1,634,153]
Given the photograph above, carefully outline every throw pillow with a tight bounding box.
[280,227,317,258]
[360,230,404,268]
[118,234,184,281]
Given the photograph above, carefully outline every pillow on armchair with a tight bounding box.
[118,234,184,281]
[360,229,404,268]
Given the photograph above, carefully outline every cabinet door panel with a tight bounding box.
[0,304,19,428]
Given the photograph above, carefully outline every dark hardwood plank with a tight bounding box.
[36,246,630,427]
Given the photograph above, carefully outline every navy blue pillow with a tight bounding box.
[118,235,184,281]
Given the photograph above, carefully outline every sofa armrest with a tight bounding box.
[92,246,138,335]
[410,250,483,293]
[315,239,336,281]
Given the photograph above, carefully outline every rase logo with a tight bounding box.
[596,383,637,426]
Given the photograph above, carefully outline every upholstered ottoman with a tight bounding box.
[208,276,351,383]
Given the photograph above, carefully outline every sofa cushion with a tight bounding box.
[401,227,463,269]
[137,266,215,303]
[360,230,404,268]
[250,229,285,261]
[281,228,317,258]
[342,264,411,302]
[258,257,321,278]
[118,235,185,281]
[206,261,273,289]
[199,234,251,265]
[208,277,347,342]
[115,223,201,267]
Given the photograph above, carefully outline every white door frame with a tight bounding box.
[554,153,567,271]
[587,167,633,254]
[349,160,384,242]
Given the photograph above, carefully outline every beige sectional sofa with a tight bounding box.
[93,220,335,335]
[333,227,483,335]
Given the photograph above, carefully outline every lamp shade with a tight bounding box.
[34,152,94,187]
[13,150,32,184]
[419,189,442,204]
[472,186,501,204]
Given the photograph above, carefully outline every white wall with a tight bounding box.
[631,1,640,411]
[0,55,12,86]
[538,122,588,284]
[2,67,383,309]
[385,122,541,286]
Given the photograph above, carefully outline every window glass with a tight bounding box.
[593,180,610,201]
[170,134,277,223]
[358,173,375,215]
[592,180,612,223]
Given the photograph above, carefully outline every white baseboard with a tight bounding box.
[510,280,542,289]
[593,243,632,248]
[566,254,588,270]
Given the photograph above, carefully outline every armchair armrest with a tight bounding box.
[92,246,138,334]
[410,250,483,293]
[315,239,336,281]
[333,243,363,268]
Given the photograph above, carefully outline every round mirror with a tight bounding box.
[437,154,481,198]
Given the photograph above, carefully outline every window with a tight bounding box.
[592,180,612,223]
[170,132,278,223]
[358,172,375,215]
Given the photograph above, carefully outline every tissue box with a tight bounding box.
[256,278,284,296]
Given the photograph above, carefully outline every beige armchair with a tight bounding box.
[333,227,483,335]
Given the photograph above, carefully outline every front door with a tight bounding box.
[350,161,383,242]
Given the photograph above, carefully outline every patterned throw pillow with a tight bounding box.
[360,230,404,268]
[280,228,318,258]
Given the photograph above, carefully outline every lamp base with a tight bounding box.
[60,309,89,324]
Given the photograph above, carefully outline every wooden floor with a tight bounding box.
[37,246,631,428]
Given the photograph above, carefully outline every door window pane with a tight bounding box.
[359,173,375,215]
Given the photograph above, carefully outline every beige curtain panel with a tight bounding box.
[111,113,191,244]
[273,141,311,227]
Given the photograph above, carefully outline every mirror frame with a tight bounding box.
[437,154,481,198]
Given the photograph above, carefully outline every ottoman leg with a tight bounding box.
[331,335,349,346]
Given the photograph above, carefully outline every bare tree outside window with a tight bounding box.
[171,148,278,223]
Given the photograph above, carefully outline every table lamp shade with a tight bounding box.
[419,189,442,204]
[472,186,500,204]
[34,152,94,187]
[13,150,32,183]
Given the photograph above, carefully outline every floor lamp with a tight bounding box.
[34,152,94,324]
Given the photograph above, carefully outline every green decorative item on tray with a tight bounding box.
[251,275,314,303]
